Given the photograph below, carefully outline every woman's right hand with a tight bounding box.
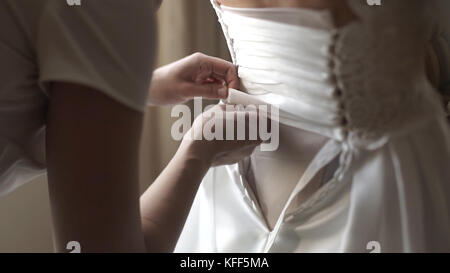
[181,104,263,167]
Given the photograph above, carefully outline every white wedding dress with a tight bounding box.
[176,0,450,252]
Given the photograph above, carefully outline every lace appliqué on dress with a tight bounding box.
[335,0,445,149]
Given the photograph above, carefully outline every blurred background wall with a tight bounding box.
[0,0,229,253]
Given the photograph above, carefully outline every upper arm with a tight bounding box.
[46,82,146,252]
[36,1,156,252]
[427,16,450,116]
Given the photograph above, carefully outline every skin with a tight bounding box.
[47,53,261,252]
[141,105,262,252]
[47,83,146,252]
[148,53,238,105]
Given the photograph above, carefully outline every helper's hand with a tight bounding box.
[148,53,239,106]
[180,104,263,167]
[140,104,261,252]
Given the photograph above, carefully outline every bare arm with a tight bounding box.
[47,54,250,253]
[140,105,262,252]
[47,83,146,252]
[139,140,209,253]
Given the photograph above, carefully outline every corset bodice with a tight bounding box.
[213,0,445,149]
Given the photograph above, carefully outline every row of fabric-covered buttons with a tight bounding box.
[329,31,349,141]
[282,32,354,223]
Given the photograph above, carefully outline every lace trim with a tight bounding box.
[334,0,445,149]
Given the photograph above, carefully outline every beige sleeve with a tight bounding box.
[37,0,157,112]
[426,7,450,116]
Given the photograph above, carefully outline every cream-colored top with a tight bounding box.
[0,0,157,196]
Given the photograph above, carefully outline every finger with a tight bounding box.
[194,54,239,90]
[205,106,266,143]
[182,83,229,100]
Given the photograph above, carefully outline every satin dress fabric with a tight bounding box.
[176,0,450,252]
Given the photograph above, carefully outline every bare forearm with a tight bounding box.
[140,140,211,252]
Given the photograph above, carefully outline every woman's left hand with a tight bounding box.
[148,52,239,105]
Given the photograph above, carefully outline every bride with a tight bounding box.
[175,0,450,252]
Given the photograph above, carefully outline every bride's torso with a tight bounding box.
[174,1,450,253]
[212,0,445,230]
[245,125,329,229]
[217,3,342,229]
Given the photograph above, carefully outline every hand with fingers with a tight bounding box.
[181,104,264,167]
[139,104,264,252]
[148,52,239,106]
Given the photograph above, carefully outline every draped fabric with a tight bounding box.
[176,0,450,253]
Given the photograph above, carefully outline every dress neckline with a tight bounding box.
[220,4,335,30]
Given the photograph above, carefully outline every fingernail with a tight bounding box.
[218,87,228,98]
